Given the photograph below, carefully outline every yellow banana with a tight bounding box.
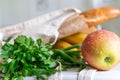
[62,32,88,45]
[52,39,77,50]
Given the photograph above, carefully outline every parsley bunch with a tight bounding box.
[0,35,87,80]
[0,35,57,80]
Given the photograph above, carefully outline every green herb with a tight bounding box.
[52,44,87,70]
[0,35,87,80]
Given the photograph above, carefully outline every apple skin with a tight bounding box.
[81,30,120,70]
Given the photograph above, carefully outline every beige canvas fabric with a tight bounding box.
[0,8,89,46]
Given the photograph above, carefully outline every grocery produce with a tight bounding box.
[81,30,120,70]
[57,6,120,51]
[0,35,87,80]
[0,6,120,80]
[53,32,88,59]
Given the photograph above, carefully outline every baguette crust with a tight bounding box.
[80,6,120,27]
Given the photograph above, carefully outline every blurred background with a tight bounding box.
[0,0,120,35]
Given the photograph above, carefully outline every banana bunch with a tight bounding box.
[53,32,87,50]
[52,32,87,59]
[53,27,96,49]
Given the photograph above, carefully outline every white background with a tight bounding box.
[0,0,120,35]
[0,0,93,28]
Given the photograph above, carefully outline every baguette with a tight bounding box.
[58,6,120,39]
[80,6,120,27]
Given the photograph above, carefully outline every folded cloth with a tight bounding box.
[78,63,120,80]
[48,63,120,80]
[0,8,89,46]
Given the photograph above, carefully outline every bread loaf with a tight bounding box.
[80,6,120,27]
[58,6,120,39]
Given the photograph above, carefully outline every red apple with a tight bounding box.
[81,30,120,70]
